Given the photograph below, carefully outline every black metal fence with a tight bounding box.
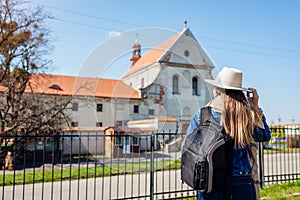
[0,126,299,199]
[262,126,300,184]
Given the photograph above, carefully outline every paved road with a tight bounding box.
[0,170,194,200]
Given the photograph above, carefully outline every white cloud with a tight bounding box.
[108,31,122,38]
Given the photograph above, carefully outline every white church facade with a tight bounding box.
[121,26,215,132]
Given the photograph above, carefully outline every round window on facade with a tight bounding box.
[184,50,189,57]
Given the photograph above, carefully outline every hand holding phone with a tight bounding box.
[247,88,259,107]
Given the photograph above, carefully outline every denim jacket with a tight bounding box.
[184,108,271,177]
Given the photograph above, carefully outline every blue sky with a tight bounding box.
[30,0,300,124]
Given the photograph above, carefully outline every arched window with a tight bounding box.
[172,75,179,94]
[192,77,199,96]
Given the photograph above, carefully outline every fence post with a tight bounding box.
[150,132,154,200]
[258,142,264,188]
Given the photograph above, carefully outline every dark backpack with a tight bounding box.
[181,107,234,193]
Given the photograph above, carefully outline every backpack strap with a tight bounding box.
[200,107,220,127]
[200,107,213,125]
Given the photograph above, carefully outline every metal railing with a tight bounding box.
[0,126,298,199]
[0,131,194,200]
[261,126,300,184]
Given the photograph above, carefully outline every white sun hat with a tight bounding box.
[205,67,248,91]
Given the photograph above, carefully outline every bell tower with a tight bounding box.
[130,38,141,67]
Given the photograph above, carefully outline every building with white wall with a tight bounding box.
[27,74,146,128]
[121,26,215,132]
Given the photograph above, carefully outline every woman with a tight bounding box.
[185,67,271,200]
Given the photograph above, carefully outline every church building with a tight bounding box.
[121,24,215,132]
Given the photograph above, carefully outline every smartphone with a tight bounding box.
[243,88,253,98]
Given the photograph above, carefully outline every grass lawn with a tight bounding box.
[261,180,300,200]
[0,159,181,186]
[184,180,300,200]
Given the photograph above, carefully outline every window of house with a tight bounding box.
[192,77,199,96]
[184,50,190,57]
[133,105,139,113]
[116,121,123,126]
[132,135,139,146]
[72,102,78,111]
[96,122,103,127]
[114,133,122,146]
[96,103,103,112]
[71,121,78,127]
[172,75,179,94]
[148,109,154,115]
[49,84,62,91]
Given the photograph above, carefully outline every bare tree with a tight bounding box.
[0,0,71,135]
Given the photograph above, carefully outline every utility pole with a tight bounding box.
[291,116,295,124]
[278,115,282,124]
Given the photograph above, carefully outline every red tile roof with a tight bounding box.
[11,74,141,99]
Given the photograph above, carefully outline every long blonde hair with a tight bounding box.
[219,89,261,149]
